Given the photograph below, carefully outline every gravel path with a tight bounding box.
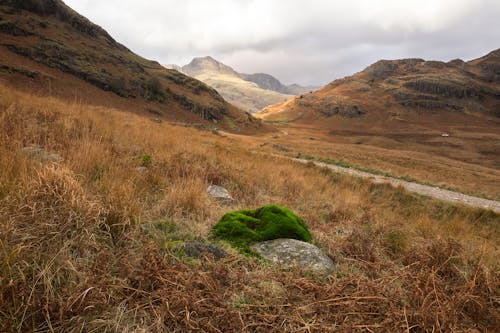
[289,157,500,213]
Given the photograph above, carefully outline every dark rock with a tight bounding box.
[183,242,226,260]
[318,103,364,118]
[403,78,478,99]
[0,21,32,36]
[365,58,424,79]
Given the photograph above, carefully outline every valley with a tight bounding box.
[0,1,499,332]
[166,56,316,113]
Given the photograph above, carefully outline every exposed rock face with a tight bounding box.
[365,58,425,79]
[251,238,335,274]
[206,185,234,205]
[296,95,365,118]
[403,78,478,99]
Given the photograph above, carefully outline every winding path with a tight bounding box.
[287,156,500,213]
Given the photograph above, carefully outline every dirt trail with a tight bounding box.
[288,157,500,213]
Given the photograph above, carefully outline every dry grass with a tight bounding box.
[0,85,499,332]
[240,125,500,200]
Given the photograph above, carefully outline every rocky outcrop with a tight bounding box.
[403,78,478,99]
[296,96,365,118]
[365,58,424,79]
[251,238,335,274]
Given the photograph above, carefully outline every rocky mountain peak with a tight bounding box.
[183,56,238,76]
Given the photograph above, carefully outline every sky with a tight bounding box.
[64,0,500,86]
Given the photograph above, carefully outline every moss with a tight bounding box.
[210,205,312,253]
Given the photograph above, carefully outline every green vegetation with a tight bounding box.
[141,154,153,167]
[144,78,165,102]
[210,205,312,253]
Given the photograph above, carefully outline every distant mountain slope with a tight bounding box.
[257,49,500,168]
[240,72,317,95]
[168,57,317,113]
[0,0,264,133]
[258,49,500,122]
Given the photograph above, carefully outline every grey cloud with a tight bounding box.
[65,0,500,86]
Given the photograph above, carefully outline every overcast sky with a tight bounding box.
[64,0,500,86]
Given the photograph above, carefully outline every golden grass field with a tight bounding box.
[1,85,499,332]
[234,123,500,201]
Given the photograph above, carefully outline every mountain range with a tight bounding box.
[166,56,317,113]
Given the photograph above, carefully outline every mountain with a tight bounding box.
[240,72,317,95]
[0,0,264,132]
[257,49,500,167]
[168,56,317,113]
[259,50,500,121]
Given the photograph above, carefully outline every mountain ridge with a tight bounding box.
[0,0,265,133]
[259,49,500,120]
[166,56,317,112]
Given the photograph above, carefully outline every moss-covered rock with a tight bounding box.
[210,205,312,253]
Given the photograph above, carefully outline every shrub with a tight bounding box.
[141,154,152,167]
[210,205,312,253]
[144,77,165,102]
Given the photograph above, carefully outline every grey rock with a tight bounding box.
[183,242,226,260]
[135,166,148,173]
[251,238,335,274]
[22,146,62,163]
[206,185,234,205]
[272,144,291,152]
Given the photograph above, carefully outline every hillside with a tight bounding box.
[168,56,316,113]
[257,49,500,171]
[0,0,264,133]
[1,85,498,332]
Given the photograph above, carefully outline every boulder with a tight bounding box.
[206,185,234,205]
[22,146,62,163]
[251,238,335,274]
[183,241,226,261]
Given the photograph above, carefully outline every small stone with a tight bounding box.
[251,238,335,274]
[206,185,234,205]
[183,242,226,260]
[135,166,148,173]
[22,146,62,163]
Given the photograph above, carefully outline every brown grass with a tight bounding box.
[236,125,500,200]
[0,85,499,332]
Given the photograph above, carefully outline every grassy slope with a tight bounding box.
[0,2,264,133]
[1,85,498,332]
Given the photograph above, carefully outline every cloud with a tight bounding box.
[65,0,500,85]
